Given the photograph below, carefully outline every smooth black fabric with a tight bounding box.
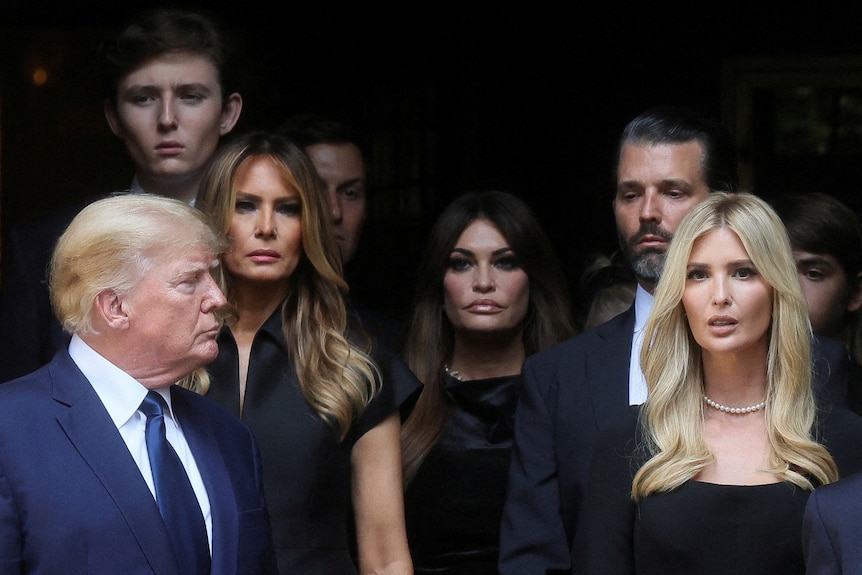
[140,391,210,575]
[205,306,421,575]
[586,404,862,575]
[405,373,519,575]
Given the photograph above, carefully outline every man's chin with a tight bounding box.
[632,254,665,283]
[193,342,220,364]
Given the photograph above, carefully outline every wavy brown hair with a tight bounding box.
[196,131,380,439]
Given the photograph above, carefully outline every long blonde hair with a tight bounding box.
[196,131,381,439]
[632,192,838,499]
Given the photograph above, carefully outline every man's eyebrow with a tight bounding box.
[336,178,366,190]
[656,178,693,188]
[122,82,213,94]
[796,255,834,267]
[171,262,209,280]
[175,82,212,92]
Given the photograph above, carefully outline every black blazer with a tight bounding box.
[500,306,634,575]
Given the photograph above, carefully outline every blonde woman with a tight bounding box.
[195,131,420,575]
[586,193,862,574]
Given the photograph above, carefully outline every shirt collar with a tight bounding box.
[68,334,172,427]
[128,176,195,206]
[128,176,145,195]
[633,283,654,332]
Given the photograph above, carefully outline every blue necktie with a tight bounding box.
[139,390,211,575]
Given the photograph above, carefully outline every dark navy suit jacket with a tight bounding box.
[0,350,278,574]
[803,469,862,575]
[499,304,854,575]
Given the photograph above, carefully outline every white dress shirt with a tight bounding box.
[68,335,213,549]
[628,284,654,405]
[128,176,195,206]
[128,176,145,195]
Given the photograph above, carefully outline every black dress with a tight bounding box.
[206,306,421,575]
[586,404,862,575]
[404,373,519,574]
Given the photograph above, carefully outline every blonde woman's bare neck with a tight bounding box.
[697,347,774,485]
[698,410,778,485]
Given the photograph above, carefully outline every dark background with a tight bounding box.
[2,2,861,323]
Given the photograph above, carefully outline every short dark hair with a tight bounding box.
[98,7,239,105]
[278,113,366,155]
[615,105,739,192]
[772,192,862,281]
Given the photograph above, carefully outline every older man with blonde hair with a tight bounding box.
[0,194,276,575]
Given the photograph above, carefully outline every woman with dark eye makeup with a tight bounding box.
[400,190,575,574]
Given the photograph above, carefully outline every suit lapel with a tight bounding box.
[171,388,238,575]
[588,305,636,427]
[50,352,179,575]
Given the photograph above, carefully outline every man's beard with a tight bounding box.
[617,223,673,286]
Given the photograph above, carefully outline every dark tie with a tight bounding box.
[139,390,211,575]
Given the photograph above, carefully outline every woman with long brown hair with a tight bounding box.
[196,131,420,575]
[401,190,574,573]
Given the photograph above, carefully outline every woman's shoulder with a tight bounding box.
[345,341,422,441]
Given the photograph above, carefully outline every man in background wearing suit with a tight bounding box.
[499,105,856,574]
[803,469,862,574]
[498,106,741,574]
[279,113,406,352]
[0,194,276,574]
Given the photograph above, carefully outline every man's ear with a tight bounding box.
[104,100,124,139]
[95,289,130,330]
[218,93,243,135]
[848,271,862,314]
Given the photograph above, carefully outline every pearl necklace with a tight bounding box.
[703,394,766,414]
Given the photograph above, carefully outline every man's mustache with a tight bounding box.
[629,223,673,245]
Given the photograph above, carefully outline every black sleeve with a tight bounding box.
[350,341,422,440]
